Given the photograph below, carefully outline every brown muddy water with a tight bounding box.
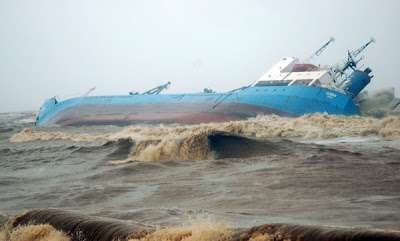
[1,112,400,240]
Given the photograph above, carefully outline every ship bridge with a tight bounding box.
[252,57,336,90]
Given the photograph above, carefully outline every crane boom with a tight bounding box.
[142,82,171,95]
[352,37,375,57]
[314,37,335,56]
[83,87,95,97]
[305,37,335,62]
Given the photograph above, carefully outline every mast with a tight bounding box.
[335,37,376,77]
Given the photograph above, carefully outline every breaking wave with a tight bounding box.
[1,209,399,241]
[9,114,400,161]
[10,128,105,142]
[107,131,288,163]
[1,224,69,241]
[11,114,400,142]
[10,114,400,164]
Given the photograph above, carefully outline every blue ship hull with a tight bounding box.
[36,86,360,126]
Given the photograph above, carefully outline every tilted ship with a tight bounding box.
[36,38,375,126]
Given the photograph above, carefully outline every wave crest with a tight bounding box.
[11,114,400,144]
[3,209,400,241]
[9,114,400,162]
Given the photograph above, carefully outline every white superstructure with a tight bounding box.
[252,57,341,92]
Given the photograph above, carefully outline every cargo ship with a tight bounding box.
[36,38,375,126]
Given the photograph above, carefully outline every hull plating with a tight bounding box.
[36,86,360,126]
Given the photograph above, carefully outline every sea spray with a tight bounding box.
[0,224,70,241]
[130,216,233,241]
[357,88,395,117]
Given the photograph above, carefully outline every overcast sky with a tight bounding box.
[0,0,399,112]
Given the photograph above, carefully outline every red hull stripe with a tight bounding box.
[59,113,242,126]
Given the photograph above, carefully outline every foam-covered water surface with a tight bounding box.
[1,113,400,240]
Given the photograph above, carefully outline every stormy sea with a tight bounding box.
[1,110,400,240]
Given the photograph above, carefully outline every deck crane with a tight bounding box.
[141,81,171,95]
[340,37,376,73]
[83,87,95,97]
[315,37,335,56]
[305,37,335,62]
[352,37,375,57]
